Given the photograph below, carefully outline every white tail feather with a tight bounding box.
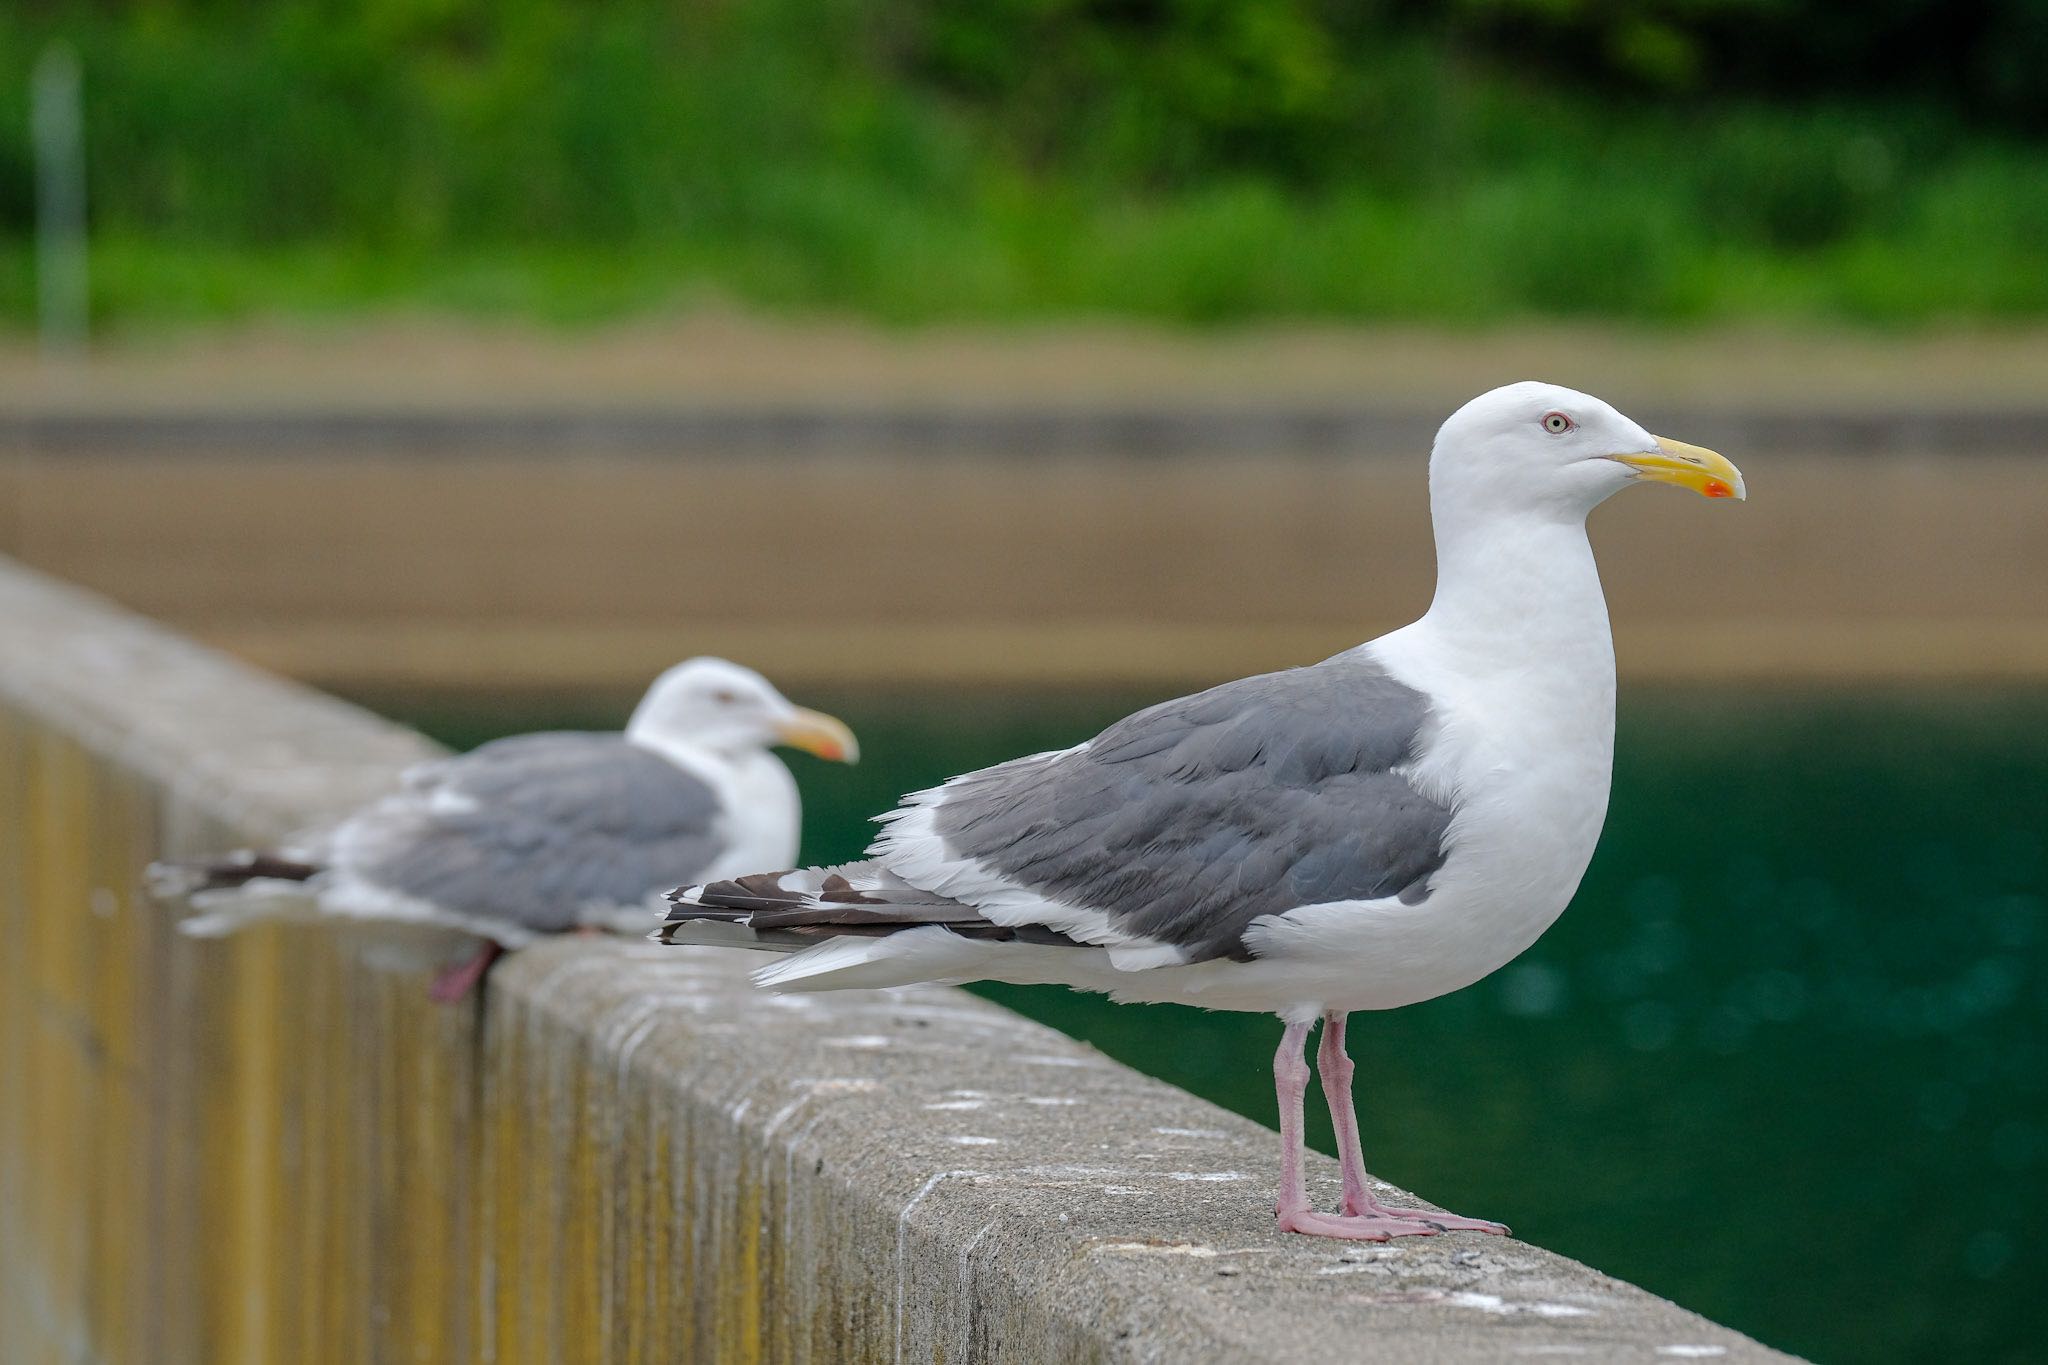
[751,926,993,992]
[752,936,904,991]
[177,880,323,937]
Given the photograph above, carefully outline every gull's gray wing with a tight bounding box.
[342,733,728,935]
[921,653,1453,963]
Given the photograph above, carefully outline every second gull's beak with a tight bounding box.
[775,708,859,764]
[1612,437,1746,500]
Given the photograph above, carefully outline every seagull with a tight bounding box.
[656,382,1744,1241]
[153,657,856,1001]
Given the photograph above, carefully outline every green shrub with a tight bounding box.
[1,1,2043,325]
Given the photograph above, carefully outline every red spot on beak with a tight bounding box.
[1704,479,1733,498]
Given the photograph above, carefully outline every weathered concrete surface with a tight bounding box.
[0,554,1796,1362]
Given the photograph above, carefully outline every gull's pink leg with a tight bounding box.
[1273,1016,1440,1240]
[1316,1010,1374,1215]
[428,941,504,1003]
[1274,1017,1318,1223]
[1317,1009,1509,1236]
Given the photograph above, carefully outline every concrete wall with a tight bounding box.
[0,555,1791,1363]
[8,435,2048,694]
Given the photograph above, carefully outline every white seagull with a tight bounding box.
[154,657,856,1001]
[657,382,1744,1240]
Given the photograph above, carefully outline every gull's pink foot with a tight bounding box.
[1346,1198,1508,1236]
[1270,1015,1508,1243]
[1278,1208,1444,1240]
[428,941,503,1003]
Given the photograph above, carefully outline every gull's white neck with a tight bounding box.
[1367,491,1618,786]
[625,723,802,878]
[1415,504,1614,682]
[624,711,699,769]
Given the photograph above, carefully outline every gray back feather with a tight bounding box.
[348,733,729,934]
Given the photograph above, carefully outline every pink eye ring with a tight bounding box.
[1541,411,1575,434]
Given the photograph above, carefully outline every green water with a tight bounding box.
[395,685,2048,1363]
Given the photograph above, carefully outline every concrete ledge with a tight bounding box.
[0,554,1791,1362]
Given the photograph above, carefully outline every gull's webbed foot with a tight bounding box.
[1276,1207,1446,1241]
[1343,1196,1508,1236]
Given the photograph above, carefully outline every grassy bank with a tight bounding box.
[4,172,2040,329]
[3,4,2045,328]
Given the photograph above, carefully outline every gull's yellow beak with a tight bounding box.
[774,708,859,764]
[1612,437,1746,501]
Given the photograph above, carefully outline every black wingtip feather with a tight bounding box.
[146,850,322,899]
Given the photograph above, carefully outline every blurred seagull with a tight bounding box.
[153,657,856,1001]
[657,382,1744,1241]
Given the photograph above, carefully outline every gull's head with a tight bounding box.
[1433,381,1745,520]
[627,657,858,763]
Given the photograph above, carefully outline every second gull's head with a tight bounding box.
[627,657,858,763]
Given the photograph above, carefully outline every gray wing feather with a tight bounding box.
[932,654,1452,963]
[347,733,729,934]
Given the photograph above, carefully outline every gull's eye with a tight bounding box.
[712,689,741,705]
[1541,411,1575,435]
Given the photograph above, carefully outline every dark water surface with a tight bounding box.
[393,685,2048,1363]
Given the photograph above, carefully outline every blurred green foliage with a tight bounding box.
[1,0,2045,326]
